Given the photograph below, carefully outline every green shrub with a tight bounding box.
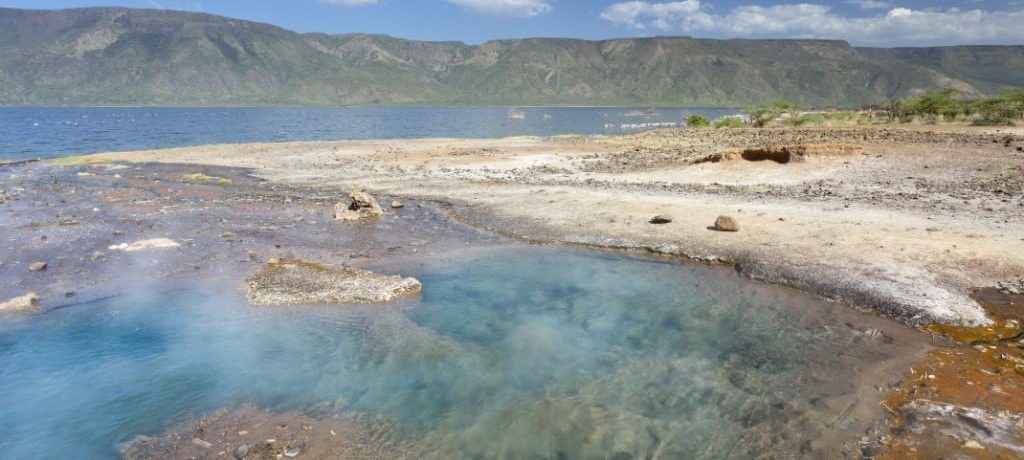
[884,98,914,123]
[973,88,1024,123]
[686,114,710,127]
[911,88,963,122]
[713,116,747,128]
[788,113,826,126]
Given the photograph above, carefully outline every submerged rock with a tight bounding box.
[245,258,421,306]
[713,215,740,232]
[109,238,181,252]
[334,191,384,221]
[119,405,411,460]
[0,292,41,314]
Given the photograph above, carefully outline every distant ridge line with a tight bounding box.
[1,7,1022,107]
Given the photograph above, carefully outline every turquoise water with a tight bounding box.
[0,247,921,459]
[0,107,737,160]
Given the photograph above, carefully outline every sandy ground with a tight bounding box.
[93,126,1024,327]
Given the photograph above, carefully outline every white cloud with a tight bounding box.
[446,0,552,18]
[600,1,705,30]
[320,0,379,6]
[846,0,890,10]
[599,1,1024,45]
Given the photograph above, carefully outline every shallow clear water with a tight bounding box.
[0,247,923,459]
[0,107,737,160]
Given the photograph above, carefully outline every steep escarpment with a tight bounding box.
[2,7,1024,106]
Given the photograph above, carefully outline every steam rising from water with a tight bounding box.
[0,247,924,459]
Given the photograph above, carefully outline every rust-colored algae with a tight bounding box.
[924,289,1023,345]
[877,290,1024,459]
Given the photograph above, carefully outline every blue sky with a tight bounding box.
[2,0,1023,46]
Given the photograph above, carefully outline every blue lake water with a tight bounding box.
[0,107,737,160]
[0,246,924,459]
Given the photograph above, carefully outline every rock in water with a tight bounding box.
[334,191,384,221]
[713,215,740,232]
[28,261,47,272]
[109,238,181,252]
[649,214,673,224]
[391,200,405,209]
[0,292,41,314]
[245,258,421,306]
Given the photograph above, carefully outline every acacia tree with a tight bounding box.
[911,88,961,122]
[743,101,799,127]
[884,98,912,123]
[972,88,1024,124]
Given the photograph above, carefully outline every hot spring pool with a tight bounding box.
[0,246,927,459]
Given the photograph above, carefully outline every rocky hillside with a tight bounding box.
[2,7,1023,107]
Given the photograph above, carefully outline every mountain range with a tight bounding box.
[2,7,1023,107]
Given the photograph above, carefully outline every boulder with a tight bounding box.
[334,191,384,221]
[245,258,421,306]
[649,215,673,224]
[0,292,41,314]
[713,215,740,232]
[390,200,405,209]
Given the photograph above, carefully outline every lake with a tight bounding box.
[0,107,737,160]
[0,246,927,459]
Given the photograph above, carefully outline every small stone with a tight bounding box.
[234,443,254,459]
[28,261,47,272]
[713,215,740,232]
[649,214,673,224]
[335,191,384,221]
[859,444,881,457]
[192,438,214,449]
[963,440,984,449]
[391,200,405,209]
[284,446,301,458]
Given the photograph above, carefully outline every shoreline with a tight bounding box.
[84,125,1024,328]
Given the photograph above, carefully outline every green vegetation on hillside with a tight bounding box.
[711,87,1024,128]
[2,7,1024,107]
